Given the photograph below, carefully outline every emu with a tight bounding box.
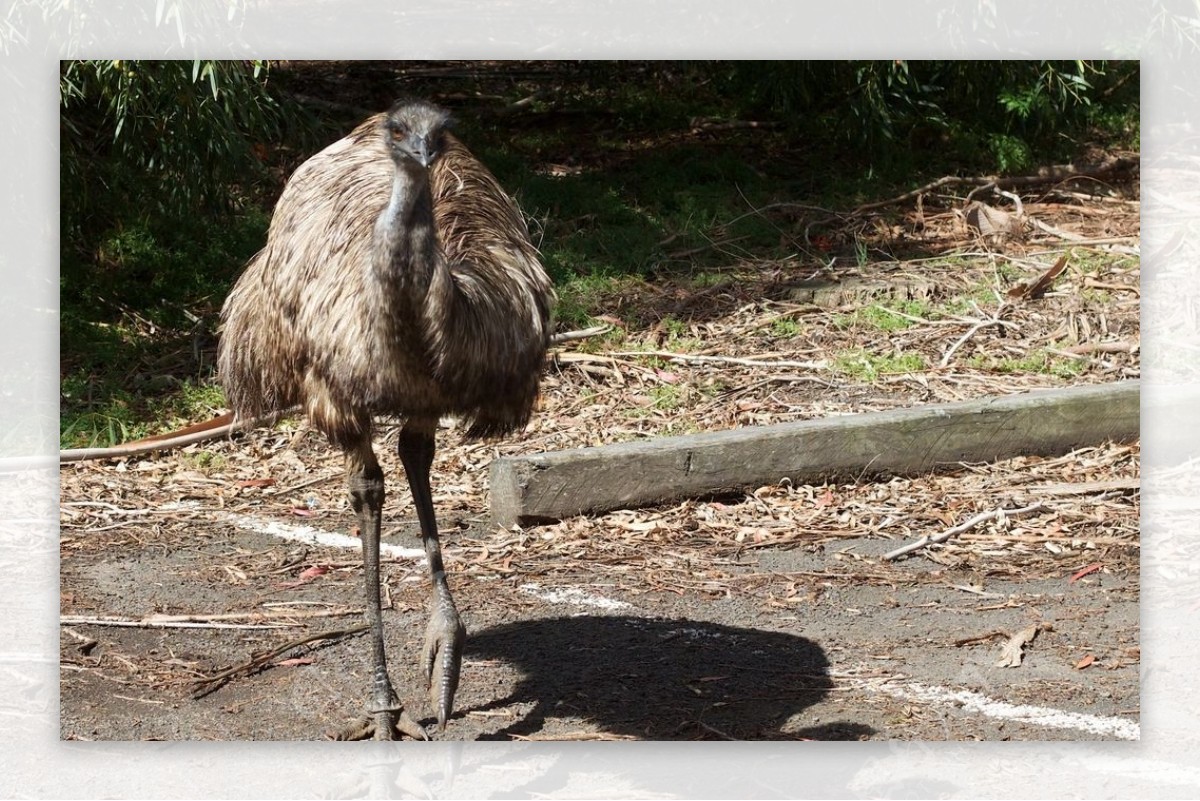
[218,100,554,740]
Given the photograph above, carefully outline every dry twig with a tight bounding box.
[939,302,1015,367]
[61,615,292,631]
[610,350,825,371]
[882,503,1047,561]
[192,623,369,697]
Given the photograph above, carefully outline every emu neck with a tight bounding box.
[374,160,438,294]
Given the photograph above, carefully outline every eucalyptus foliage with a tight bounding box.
[60,59,310,253]
[713,60,1137,169]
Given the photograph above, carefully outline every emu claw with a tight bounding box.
[327,707,428,741]
[422,600,466,730]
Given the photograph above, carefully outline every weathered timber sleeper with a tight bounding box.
[489,380,1140,527]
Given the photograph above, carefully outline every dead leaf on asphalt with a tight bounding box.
[995,623,1052,668]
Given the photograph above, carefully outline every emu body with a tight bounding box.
[219,100,553,739]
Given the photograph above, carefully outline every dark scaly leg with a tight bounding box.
[342,435,426,741]
[397,417,466,731]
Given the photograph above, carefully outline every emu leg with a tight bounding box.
[398,419,466,731]
[342,438,426,741]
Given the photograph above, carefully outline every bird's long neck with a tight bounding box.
[373,161,439,300]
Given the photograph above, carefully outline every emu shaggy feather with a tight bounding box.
[219,111,554,446]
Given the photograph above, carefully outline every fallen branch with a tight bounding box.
[1059,341,1140,356]
[803,157,1138,233]
[495,88,554,115]
[945,584,1005,598]
[1028,477,1140,495]
[850,170,1097,217]
[508,731,640,741]
[550,324,612,345]
[666,235,751,260]
[551,351,633,385]
[882,502,1047,561]
[61,607,363,630]
[690,118,780,134]
[192,623,369,698]
[59,410,289,464]
[953,630,1010,647]
[1083,278,1140,296]
[725,200,838,227]
[610,350,826,371]
[958,532,1134,547]
[1028,216,1089,242]
[60,615,291,631]
[939,303,1015,367]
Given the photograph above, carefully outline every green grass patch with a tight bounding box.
[688,271,732,290]
[836,299,934,332]
[553,273,624,330]
[938,288,999,317]
[658,316,704,352]
[967,349,1085,379]
[180,450,227,471]
[623,382,693,419]
[661,316,689,340]
[61,373,227,449]
[770,316,804,338]
[833,349,927,382]
[1068,250,1138,277]
[60,204,270,448]
[649,383,686,411]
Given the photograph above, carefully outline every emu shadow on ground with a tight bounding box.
[462,615,871,741]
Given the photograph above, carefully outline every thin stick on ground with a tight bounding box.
[882,502,1047,561]
[610,350,826,370]
[939,302,1015,368]
[61,607,364,629]
[508,731,640,741]
[845,160,1139,218]
[61,615,293,631]
[549,324,613,345]
[192,623,369,698]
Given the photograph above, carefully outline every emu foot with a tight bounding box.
[422,598,466,731]
[327,706,428,741]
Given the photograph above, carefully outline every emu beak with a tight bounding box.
[415,138,435,168]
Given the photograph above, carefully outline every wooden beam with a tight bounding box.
[489,380,1140,527]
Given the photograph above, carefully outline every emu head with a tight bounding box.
[382,100,451,170]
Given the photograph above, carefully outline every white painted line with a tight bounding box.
[518,582,632,611]
[224,513,427,561]
[880,679,1140,740]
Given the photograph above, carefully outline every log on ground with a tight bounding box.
[489,380,1139,527]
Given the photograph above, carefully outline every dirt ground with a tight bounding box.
[60,62,1140,742]
[60,513,1138,742]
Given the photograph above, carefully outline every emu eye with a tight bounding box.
[389,121,408,140]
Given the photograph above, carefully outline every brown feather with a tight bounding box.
[218,110,555,447]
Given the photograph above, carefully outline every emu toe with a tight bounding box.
[328,707,428,741]
[422,599,466,730]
